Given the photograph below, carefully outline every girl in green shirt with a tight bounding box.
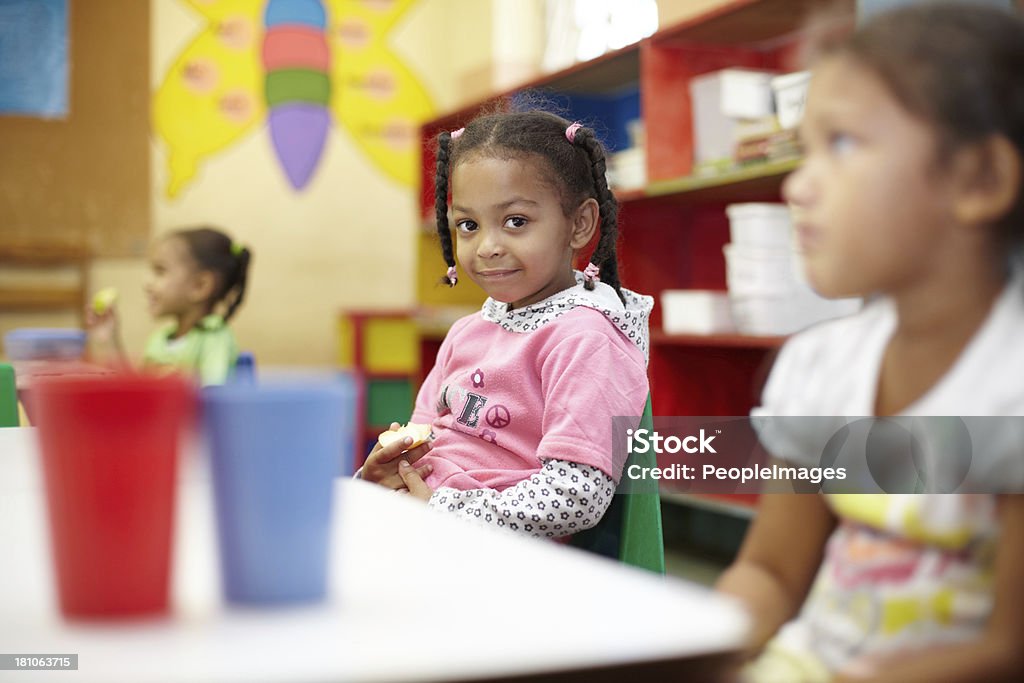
[87,227,251,385]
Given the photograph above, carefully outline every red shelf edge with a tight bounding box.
[650,330,786,349]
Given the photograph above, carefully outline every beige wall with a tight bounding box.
[657,0,740,26]
[90,0,497,369]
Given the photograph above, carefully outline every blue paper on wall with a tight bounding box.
[0,0,68,118]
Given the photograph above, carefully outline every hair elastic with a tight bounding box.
[565,122,583,143]
[446,265,458,285]
[450,128,465,140]
[231,242,244,256]
[583,262,600,284]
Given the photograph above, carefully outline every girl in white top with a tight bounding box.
[716,4,1024,682]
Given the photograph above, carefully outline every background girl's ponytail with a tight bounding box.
[172,226,251,321]
[223,245,250,322]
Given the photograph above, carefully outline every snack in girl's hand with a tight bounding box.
[378,422,432,450]
[92,287,119,315]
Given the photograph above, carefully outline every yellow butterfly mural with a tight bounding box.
[154,0,434,198]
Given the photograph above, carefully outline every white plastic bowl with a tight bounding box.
[729,293,804,336]
[726,203,793,249]
[609,147,646,191]
[661,290,734,335]
[730,289,861,336]
[724,243,800,295]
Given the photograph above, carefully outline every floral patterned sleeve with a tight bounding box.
[427,458,616,538]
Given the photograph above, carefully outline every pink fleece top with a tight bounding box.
[412,287,650,492]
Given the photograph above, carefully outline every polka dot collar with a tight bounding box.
[479,270,653,363]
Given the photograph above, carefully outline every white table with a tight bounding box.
[0,428,749,682]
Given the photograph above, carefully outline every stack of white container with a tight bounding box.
[607,119,646,191]
[725,203,861,335]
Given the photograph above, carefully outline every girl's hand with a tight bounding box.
[361,422,433,490]
[398,459,435,501]
[84,304,127,365]
[84,303,120,344]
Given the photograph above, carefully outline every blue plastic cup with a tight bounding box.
[334,372,358,477]
[202,381,353,605]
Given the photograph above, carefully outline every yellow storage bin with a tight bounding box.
[364,318,419,374]
[337,312,420,375]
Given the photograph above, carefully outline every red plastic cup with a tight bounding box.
[31,373,195,619]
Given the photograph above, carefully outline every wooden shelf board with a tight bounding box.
[423,46,640,129]
[651,330,785,349]
[0,242,90,264]
[653,0,855,48]
[0,288,83,310]
[644,156,801,202]
[521,46,640,94]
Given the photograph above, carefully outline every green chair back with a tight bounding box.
[570,395,665,573]
[0,363,20,428]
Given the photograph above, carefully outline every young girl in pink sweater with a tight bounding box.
[363,111,652,539]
